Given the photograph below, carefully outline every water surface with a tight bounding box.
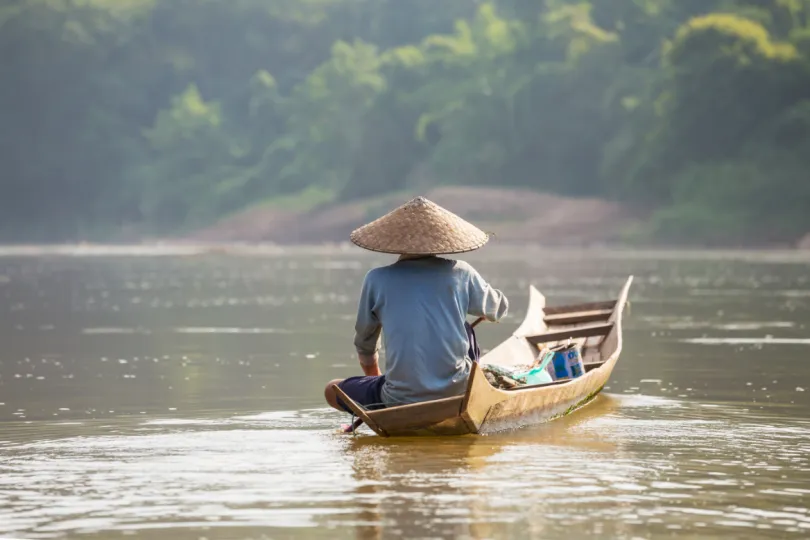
[1,246,809,539]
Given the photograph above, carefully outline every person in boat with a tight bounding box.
[324,196,509,420]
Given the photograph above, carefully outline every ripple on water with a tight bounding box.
[683,337,810,345]
[2,397,808,538]
[173,327,293,335]
[81,326,293,335]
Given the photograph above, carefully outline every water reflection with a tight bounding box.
[343,396,622,539]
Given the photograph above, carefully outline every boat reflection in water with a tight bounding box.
[343,394,624,539]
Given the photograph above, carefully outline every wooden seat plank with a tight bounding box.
[544,300,616,316]
[544,308,613,325]
[526,323,614,346]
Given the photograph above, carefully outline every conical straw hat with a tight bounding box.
[350,196,490,255]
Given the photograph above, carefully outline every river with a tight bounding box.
[1,245,809,539]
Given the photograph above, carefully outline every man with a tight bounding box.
[324,196,508,419]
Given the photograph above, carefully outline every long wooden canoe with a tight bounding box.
[333,276,633,437]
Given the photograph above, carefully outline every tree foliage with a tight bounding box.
[2,0,810,243]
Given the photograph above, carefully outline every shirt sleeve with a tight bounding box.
[353,271,382,356]
[467,265,509,322]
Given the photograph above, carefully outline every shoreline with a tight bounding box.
[1,242,808,260]
[5,188,806,251]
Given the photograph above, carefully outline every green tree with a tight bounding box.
[281,40,387,194]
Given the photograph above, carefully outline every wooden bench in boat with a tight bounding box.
[526,322,614,346]
[543,308,613,325]
[544,300,616,315]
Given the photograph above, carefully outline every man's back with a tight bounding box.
[354,256,508,406]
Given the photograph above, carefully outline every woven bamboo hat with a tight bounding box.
[350,196,490,255]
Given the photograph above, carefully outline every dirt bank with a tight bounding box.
[189,187,642,246]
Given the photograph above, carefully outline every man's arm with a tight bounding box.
[468,265,509,322]
[354,272,383,375]
[358,353,382,376]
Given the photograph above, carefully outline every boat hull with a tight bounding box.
[336,276,633,437]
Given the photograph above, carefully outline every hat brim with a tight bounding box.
[349,196,490,255]
[349,233,490,255]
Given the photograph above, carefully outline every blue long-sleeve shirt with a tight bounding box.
[353,256,508,406]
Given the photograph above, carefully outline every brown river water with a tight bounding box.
[1,245,809,539]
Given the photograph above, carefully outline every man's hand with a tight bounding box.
[359,352,382,377]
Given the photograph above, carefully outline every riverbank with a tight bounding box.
[187,187,643,246]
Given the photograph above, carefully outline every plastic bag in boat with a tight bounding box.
[482,363,553,388]
[482,350,556,388]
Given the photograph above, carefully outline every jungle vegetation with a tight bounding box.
[3,0,810,244]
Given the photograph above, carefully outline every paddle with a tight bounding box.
[342,417,364,434]
[339,315,487,434]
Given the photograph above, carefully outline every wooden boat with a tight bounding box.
[333,276,633,437]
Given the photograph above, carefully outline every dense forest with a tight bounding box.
[2,0,810,245]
